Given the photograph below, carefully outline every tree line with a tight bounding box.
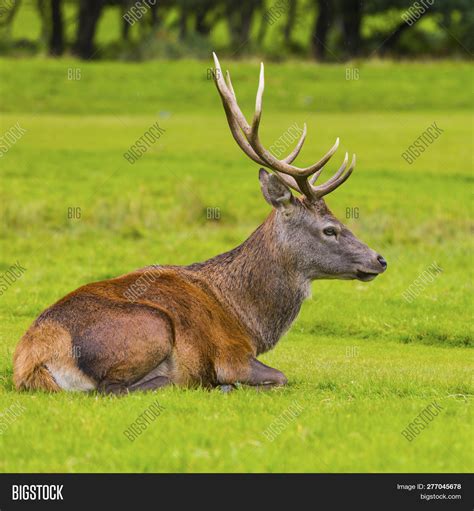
[0,0,471,60]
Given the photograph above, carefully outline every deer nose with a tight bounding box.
[377,255,387,270]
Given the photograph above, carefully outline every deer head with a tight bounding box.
[212,53,387,282]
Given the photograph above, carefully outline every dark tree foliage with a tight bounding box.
[225,0,262,52]
[0,0,471,60]
[0,0,21,28]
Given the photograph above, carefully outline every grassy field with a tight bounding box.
[0,58,472,472]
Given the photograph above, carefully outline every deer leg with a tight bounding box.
[244,358,288,389]
[98,361,173,395]
[128,375,171,392]
[98,376,172,395]
[97,381,128,395]
[217,357,287,390]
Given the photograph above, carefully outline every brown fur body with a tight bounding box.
[14,267,256,392]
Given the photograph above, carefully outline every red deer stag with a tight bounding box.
[13,54,387,394]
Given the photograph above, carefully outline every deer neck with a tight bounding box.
[188,211,310,354]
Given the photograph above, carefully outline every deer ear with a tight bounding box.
[259,168,295,211]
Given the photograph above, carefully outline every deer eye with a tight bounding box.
[323,227,337,237]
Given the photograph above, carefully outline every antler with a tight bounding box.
[212,52,356,201]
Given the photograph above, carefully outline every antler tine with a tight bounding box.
[245,59,340,178]
[273,172,302,192]
[240,63,307,165]
[212,52,355,201]
[251,62,265,135]
[249,63,308,171]
[310,154,356,199]
[283,123,307,164]
[212,55,265,165]
[220,101,267,166]
[212,53,251,137]
[225,70,236,98]
[224,67,309,166]
[310,151,348,186]
[214,53,322,180]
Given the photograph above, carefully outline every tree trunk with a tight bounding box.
[284,0,297,46]
[36,0,48,43]
[311,0,333,61]
[226,0,258,52]
[49,0,64,56]
[179,8,187,40]
[195,1,213,37]
[150,2,159,29]
[121,0,134,41]
[74,0,105,59]
[256,0,268,46]
[379,9,430,55]
[341,0,362,58]
[122,18,131,41]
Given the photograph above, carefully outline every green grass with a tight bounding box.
[0,58,472,472]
